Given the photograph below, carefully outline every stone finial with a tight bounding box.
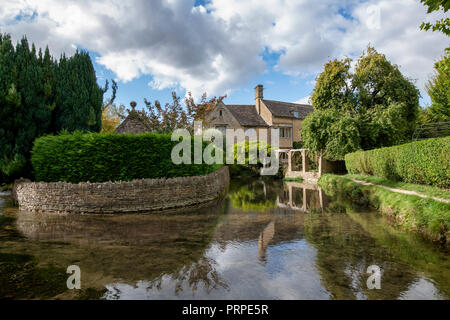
[130,101,137,111]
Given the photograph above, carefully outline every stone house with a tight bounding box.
[205,84,313,153]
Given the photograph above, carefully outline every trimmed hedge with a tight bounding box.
[345,137,450,188]
[31,132,222,183]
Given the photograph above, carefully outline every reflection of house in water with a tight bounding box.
[257,221,275,262]
[276,181,328,212]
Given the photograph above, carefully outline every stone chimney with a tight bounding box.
[255,84,263,115]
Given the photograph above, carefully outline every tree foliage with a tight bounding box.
[101,104,125,133]
[0,34,105,181]
[421,54,450,123]
[185,91,227,125]
[303,47,420,160]
[420,0,450,37]
[100,80,123,133]
[129,91,227,134]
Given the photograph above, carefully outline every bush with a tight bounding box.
[345,137,450,188]
[227,140,273,178]
[31,132,222,183]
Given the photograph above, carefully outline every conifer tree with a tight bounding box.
[0,33,104,181]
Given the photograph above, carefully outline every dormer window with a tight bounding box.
[294,111,299,118]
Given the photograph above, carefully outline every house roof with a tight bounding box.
[262,99,313,119]
[115,111,150,134]
[225,105,269,127]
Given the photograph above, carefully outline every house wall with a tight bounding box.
[204,103,242,130]
[272,116,294,148]
[293,119,303,142]
[258,100,274,126]
[244,127,270,143]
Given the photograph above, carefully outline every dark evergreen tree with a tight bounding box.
[0,33,104,182]
[0,34,25,179]
[53,51,103,132]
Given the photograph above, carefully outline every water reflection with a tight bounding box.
[0,178,449,300]
[228,179,328,213]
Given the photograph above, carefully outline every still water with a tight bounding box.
[0,179,449,300]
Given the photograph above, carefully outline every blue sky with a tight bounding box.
[1,0,448,110]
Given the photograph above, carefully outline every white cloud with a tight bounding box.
[0,0,447,100]
[295,96,311,105]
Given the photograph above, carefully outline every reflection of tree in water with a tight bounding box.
[146,256,229,296]
[348,211,450,298]
[228,179,280,212]
[303,212,419,300]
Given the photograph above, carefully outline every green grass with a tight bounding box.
[318,174,450,244]
[346,174,450,201]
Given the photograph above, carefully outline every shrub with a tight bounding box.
[31,132,222,183]
[345,137,450,188]
[227,140,273,177]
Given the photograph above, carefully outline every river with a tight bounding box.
[0,178,449,299]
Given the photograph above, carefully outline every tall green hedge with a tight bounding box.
[345,136,450,188]
[31,132,222,183]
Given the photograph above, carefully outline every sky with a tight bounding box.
[0,0,448,109]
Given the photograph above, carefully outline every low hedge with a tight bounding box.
[31,132,222,183]
[345,137,450,188]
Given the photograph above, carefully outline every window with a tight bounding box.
[279,127,292,138]
[219,109,223,117]
[293,111,299,118]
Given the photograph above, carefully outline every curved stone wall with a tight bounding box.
[13,166,229,214]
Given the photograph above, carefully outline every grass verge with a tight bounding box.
[346,174,450,201]
[318,174,450,245]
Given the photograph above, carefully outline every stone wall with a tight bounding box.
[13,166,229,214]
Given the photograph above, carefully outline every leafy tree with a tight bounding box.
[134,91,226,133]
[302,47,420,160]
[100,80,123,133]
[101,103,126,133]
[420,0,450,37]
[185,91,227,125]
[140,92,190,133]
[301,110,361,160]
[421,54,450,123]
[311,58,354,112]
